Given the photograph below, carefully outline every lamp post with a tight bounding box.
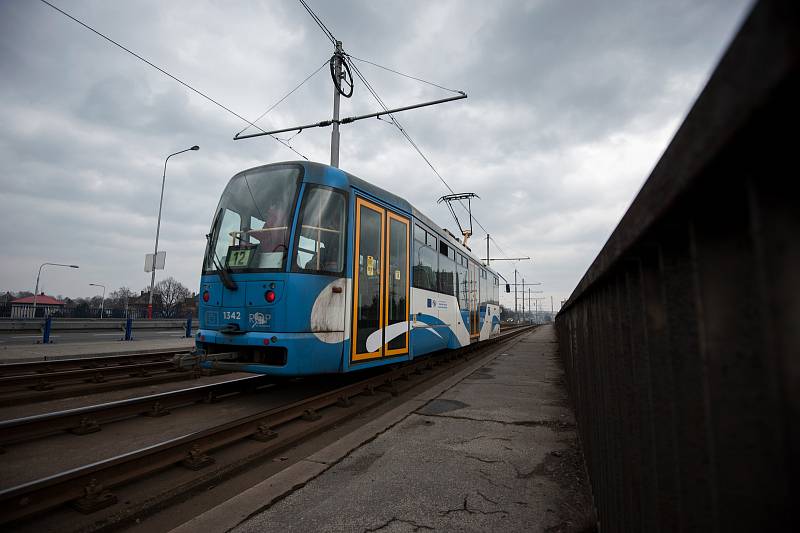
[33,263,79,317]
[148,145,199,319]
[89,283,106,318]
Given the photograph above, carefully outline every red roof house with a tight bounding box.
[11,294,65,318]
[11,295,65,306]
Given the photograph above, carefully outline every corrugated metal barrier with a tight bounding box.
[555,1,798,531]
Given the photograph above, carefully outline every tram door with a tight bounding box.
[469,261,479,338]
[351,197,410,363]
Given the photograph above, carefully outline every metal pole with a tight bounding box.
[43,316,52,344]
[149,146,198,319]
[90,283,106,319]
[486,234,490,266]
[522,278,525,318]
[514,269,518,322]
[33,262,79,318]
[330,40,343,168]
[33,264,43,318]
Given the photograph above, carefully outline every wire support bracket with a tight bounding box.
[233,92,467,140]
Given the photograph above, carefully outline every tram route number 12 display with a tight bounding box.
[226,247,253,268]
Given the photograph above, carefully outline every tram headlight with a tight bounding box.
[264,290,276,303]
[202,290,210,303]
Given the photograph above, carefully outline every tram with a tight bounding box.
[196,161,502,376]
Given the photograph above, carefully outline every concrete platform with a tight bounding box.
[172,325,595,533]
[0,337,195,363]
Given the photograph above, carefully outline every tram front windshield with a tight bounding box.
[204,166,301,272]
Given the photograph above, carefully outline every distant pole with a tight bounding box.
[149,145,199,319]
[528,287,531,323]
[330,40,343,167]
[514,269,518,322]
[33,263,79,317]
[89,283,106,318]
[551,296,554,314]
[486,234,490,266]
[521,278,525,318]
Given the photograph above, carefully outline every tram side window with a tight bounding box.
[438,241,456,296]
[413,224,438,291]
[479,269,486,310]
[456,253,468,308]
[293,186,346,274]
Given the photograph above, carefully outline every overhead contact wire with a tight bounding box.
[346,57,516,258]
[237,59,329,137]
[38,0,308,160]
[299,1,519,262]
[297,0,336,44]
[346,55,462,94]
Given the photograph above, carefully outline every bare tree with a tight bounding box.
[155,277,191,318]
[108,287,135,309]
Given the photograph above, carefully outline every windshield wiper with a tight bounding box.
[205,233,238,291]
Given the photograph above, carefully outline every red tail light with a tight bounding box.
[202,291,210,302]
[265,290,276,303]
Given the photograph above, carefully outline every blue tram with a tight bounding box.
[196,161,502,376]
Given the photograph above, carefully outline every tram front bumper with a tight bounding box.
[195,329,343,376]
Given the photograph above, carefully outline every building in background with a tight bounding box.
[10,294,66,318]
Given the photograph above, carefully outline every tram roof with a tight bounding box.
[252,161,498,276]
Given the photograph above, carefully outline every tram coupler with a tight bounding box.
[172,351,238,370]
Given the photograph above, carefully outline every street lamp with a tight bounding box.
[148,145,199,319]
[33,263,79,317]
[89,283,106,318]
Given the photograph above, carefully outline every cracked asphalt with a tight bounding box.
[233,325,595,532]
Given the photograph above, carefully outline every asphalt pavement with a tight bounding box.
[173,325,596,533]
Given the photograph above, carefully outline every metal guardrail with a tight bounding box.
[0,317,194,344]
[555,1,798,531]
[0,318,187,332]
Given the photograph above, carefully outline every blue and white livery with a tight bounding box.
[196,161,501,376]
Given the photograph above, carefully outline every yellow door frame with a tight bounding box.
[351,198,411,363]
[384,212,410,357]
[351,197,385,362]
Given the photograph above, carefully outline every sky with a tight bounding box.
[0,0,753,311]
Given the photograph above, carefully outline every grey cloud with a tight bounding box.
[0,0,753,305]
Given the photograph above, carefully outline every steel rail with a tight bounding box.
[0,326,533,524]
[0,372,219,408]
[0,361,179,390]
[0,375,272,447]
[0,349,187,377]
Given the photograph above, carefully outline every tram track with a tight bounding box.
[0,350,219,407]
[0,375,273,448]
[0,350,184,377]
[0,326,535,529]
